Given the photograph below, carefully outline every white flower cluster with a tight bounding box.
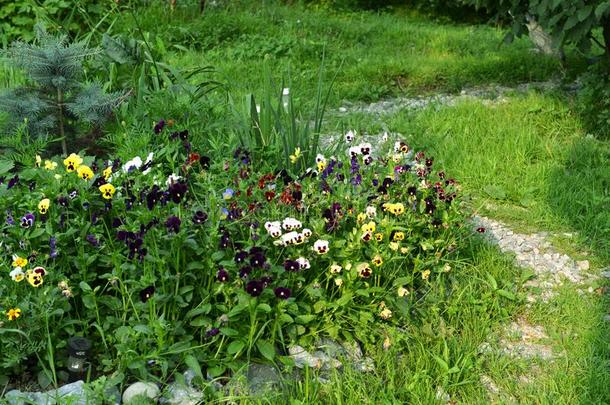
[265,218,313,247]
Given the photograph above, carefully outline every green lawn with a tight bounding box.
[121,2,572,108]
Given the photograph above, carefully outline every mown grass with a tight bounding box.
[118,1,573,108]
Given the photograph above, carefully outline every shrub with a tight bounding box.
[0,122,467,384]
[0,26,125,155]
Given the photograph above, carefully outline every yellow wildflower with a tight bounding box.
[6,308,21,321]
[289,147,301,164]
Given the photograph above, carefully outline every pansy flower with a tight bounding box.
[165,216,181,233]
[345,130,356,143]
[38,198,50,215]
[245,280,264,297]
[239,266,252,279]
[380,307,392,320]
[284,259,300,272]
[21,213,35,228]
[12,254,28,268]
[357,263,372,278]
[6,308,21,321]
[217,268,230,282]
[206,328,220,337]
[63,153,83,172]
[391,231,405,242]
[359,143,372,155]
[99,184,116,199]
[44,160,57,170]
[234,251,248,264]
[282,217,302,231]
[361,221,376,234]
[153,119,165,134]
[372,255,383,267]
[261,275,273,287]
[274,287,291,300]
[25,267,45,287]
[296,257,311,270]
[192,210,208,225]
[313,240,329,255]
[222,188,234,200]
[77,165,94,180]
[10,268,24,282]
[140,286,155,303]
[250,250,266,268]
[168,181,188,204]
[330,263,342,274]
[316,154,327,171]
[476,227,486,233]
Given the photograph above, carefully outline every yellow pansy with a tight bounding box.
[44,160,58,170]
[99,183,116,200]
[103,166,112,180]
[372,255,383,267]
[63,153,83,172]
[77,165,94,181]
[12,255,27,268]
[38,198,50,215]
[361,221,376,234]
[35,155,42,167]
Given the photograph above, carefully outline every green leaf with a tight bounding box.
[256,339,275,361]
[227,340,245,355]
[189,317,209,327]
[211,251,224,261]
[295,314,316,324]
[0,160,14,175]
[497,289,517,301]
[184,354,204,382]
[336,292,352,306]
[595,2,610,18]
[256,303,272,313]
[133,324,152,335]
[577,5,593,22]
[220,327,239,337]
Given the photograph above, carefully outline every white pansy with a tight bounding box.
[296,257,311,269]
[166,174,182,186]
[365,206,377,218]
[122,156,143,173]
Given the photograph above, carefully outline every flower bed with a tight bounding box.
[0,123,466,386]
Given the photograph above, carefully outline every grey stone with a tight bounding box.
[122,382,160,404]
[246,363,282,394]
[5,381,87,405]
[576,260,590,271]
[164,383,203,405]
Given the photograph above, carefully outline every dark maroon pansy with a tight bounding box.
[245,280,264,297]
[234,251,248,264]
[153,120,165,134]
[477,227,486,233]
[165,216,181,233]
[140,286,155,303]
[250,252,266,268]
[283,259,300,272]
[192,210,208,225]
[274,287,291,300]
[239,266,252,279]
[216,268,229,283]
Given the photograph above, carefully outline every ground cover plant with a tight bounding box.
[0,113,470,394]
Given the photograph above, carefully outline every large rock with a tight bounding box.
[122,381,160,404]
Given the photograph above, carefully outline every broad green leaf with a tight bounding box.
[184,355,204,382]
[227,340,245,355]
[256,339,275,361]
